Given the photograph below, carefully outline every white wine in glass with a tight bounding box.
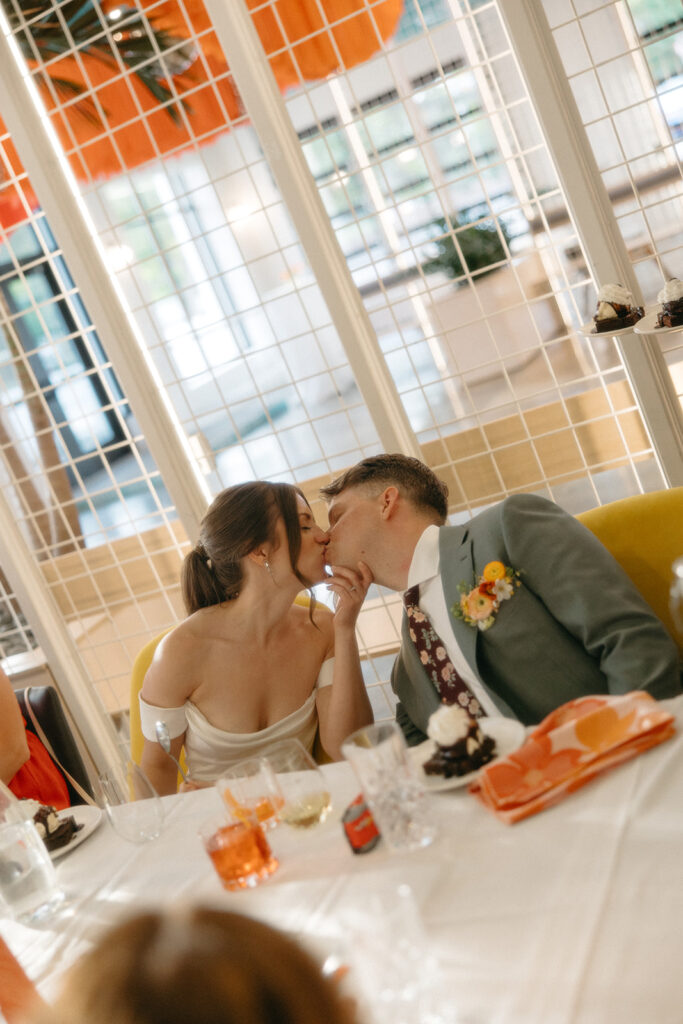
[279,789,332,829]
[261,739,332,829]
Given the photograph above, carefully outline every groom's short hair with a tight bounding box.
[320,453,449,523]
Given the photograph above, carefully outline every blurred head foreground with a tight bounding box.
[35,907,357,1024]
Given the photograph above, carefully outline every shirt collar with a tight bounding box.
[406,524,441,590]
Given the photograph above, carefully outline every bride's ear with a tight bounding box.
[246,546,269,567]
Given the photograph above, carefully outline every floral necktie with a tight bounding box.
[403,584,484,717]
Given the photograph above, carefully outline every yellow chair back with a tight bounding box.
[576,487,683,654]
[128,592,330,771]
[129,628,175,767]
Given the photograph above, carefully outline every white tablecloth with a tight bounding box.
[3,694,683,1024]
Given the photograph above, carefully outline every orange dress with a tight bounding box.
[8,717,70,810]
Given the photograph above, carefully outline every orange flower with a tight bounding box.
[482,561,506,581]
[466,590,495,621]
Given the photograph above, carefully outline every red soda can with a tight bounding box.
[341,793,380,853]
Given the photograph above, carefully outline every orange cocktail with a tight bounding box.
[217,757,285,830]
[203,819,278,891]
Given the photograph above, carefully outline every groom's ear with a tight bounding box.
[379,486,400,520]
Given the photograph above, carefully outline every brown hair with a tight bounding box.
[33,908,357,1024]
[320,453,449,523]
[181,482,311,614]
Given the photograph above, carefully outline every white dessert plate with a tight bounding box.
[409,717,526,793]
[633,309,683,335]
[577,317,643,338]
[50,805,103,861]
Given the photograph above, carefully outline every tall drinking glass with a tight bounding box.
[0,820,65,923]
[341,722,436,853]
[262,739,331,828]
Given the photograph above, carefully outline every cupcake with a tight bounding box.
[591,283,644,333]
[655,279,683,328]
[421,705,496,779]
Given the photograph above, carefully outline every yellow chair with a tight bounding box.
[129,593,330,773]
[129,627,175,768]
[576,487,683,654]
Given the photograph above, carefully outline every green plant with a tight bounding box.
[422,216,511,282]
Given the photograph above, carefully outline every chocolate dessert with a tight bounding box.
[33,805,83,852]
[422,705,496,779]
[655,279,683,328]
[591,284,644,333]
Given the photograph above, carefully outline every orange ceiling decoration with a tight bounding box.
[0,0,404,233]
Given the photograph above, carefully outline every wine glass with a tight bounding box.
[216,757,284,830]
[98,761,165,843]
[261,739,331,828]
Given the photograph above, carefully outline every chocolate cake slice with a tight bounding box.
[33,805,83,852]
[422,705,497,779]
[591,283,643,334]
[655,279,683,328]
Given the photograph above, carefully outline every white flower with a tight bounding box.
[493,578,514,601]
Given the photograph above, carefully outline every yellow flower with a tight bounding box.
[482,561,506,581]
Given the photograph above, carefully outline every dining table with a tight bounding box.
[2,692,683,1024]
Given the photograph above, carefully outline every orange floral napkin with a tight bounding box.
[470,691,676,824]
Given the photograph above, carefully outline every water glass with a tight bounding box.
[99,761,165,843]
[216,757,284,830]
[199,809,278,891]
[341,722,436,853]
[0,820,65,923]
[262,739,331,828]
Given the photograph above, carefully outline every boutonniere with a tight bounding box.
[452,561,521,631]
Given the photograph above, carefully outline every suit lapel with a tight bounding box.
[439,525,479,677]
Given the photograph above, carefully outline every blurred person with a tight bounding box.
[321,454,681,745]
[29,907,359,1024]
[0,666,69,809]
[141,481,372,793]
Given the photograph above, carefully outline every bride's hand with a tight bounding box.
[326,561,373,629]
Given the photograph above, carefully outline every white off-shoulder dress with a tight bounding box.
[139,659,333,781]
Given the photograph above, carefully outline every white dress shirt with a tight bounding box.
[406,524,501,717]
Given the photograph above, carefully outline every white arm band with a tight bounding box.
[139,694,187,742]
[316,658,334,690]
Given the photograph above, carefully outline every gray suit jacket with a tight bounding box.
[392,494,681,745]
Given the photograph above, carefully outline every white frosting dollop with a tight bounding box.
[427,705,471,746]
[596,283,634,313]
[14,798,42,822]
[657,279,683,304]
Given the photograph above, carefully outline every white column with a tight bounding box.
[0,21,212,537]
[499,0,683,485]
[203,0,422,459]
[0,489,122,774]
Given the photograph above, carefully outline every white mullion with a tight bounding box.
[0,18,211,536]
[0,482,122,774]
[499,0,683,486]
[203,0,421,459]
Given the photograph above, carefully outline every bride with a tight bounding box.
[139,480,373,794]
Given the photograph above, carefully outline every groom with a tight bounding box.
[321,454,681,745]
